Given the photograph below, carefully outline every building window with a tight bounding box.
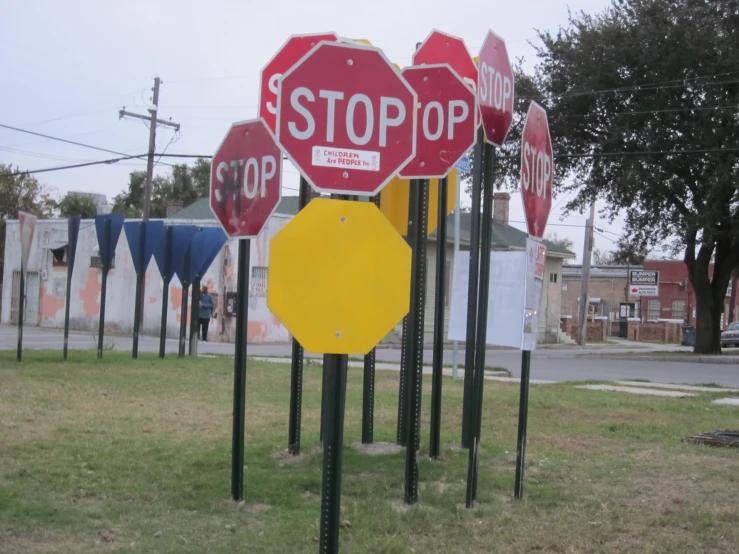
[671,299,686,321]
[647,299,661,321]
[250,266,268,297]
[549,273,558,283]
[51,246,68,267]
[90,255,114,270]
[561,283,568,291]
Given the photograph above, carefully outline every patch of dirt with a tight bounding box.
[390,499,412,513]
[352,441,403,456]
[270,449,307,465]
[220,500,270,514]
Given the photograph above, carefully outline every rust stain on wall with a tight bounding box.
[40,284,65,320]
[170,283,191,326]
[79,268,102,318]
[247,320,269,342]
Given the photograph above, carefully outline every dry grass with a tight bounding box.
[1,350,739,553]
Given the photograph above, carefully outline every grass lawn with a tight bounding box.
[1,351,739,553]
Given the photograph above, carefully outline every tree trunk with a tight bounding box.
[693,288,722,354]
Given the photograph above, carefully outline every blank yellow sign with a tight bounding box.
[268,199,411,355]
[379,170,458,237]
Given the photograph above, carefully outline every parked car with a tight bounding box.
[721,322,739,348]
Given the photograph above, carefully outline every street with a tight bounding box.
[3,324,738,388]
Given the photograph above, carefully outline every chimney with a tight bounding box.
[492,192,510,225]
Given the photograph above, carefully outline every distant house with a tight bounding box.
[1,193,575,345]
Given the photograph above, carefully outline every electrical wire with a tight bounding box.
[6,154,148,176]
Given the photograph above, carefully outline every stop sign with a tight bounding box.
[413,29,477,91]
[520,102,553,238]
[259,33,339,133]
[477,30,514,147]
[276,41,417,196]
[210,118,282,238]
[399,64,476,179]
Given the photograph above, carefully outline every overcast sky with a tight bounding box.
[0,0,621,261]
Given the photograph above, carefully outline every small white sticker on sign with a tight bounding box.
[312,146,380,172]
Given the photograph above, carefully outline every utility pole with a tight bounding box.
[119,77,180,220]
[578,201,596,346]
[119,77,180,357]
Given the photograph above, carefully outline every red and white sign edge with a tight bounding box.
[19,211,37,271]
[413,28,478,92]
[257,32,340,123]
[208,117,283,239]
[520,100,553,237]
[398,63,476,179]
[478,29,515,147]
[275,39,418,196]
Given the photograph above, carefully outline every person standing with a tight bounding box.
[199,286,214,342]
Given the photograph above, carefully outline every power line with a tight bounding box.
[6,154,148,176]
[0,122,175,168]
[565,104,739,119]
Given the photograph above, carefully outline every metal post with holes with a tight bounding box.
[231,238,250,501]
[461,127,486,448]
[17,270,25,362]
[396,185,415,446]
[466,142,495,508]
[63,216,80,361]
[404,178,429,505]
[318,353,349,554]
[178,248,191,358]
[429,176,448,459]
[361,193,381,445]
[288,176,312,455]
[158,226,173,359]
[132,221,146,359]
[514,350,532,499]
[362,347,375,444]
[97,217,111,360]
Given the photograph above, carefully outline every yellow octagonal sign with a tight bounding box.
[268,199,411,354]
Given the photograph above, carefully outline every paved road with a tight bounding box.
[2,325,738,387]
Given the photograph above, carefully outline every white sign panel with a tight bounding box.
[629,270,659,297]
[448,242,546,351]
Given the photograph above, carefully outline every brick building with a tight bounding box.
[561,264,638,320]
[641,260,737,328]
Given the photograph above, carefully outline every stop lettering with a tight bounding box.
[399,64,476,179]
[276,41,417,196]
[520,102,553,238]
[477,30,515,147]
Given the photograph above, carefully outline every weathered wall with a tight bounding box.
[2,216,292,343]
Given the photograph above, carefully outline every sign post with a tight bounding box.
[17,211,37,362]
[63,215,81,360]
[513,101,554,500]
[153,225,197,358]
[274,39,416,552]
[409,32,478,459]
[124,220,165,358]
[463,30,514,507]
[94,214,124,360]
[268,200,411,554]
[210,117,282,501]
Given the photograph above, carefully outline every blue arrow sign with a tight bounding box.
[455,155,471,173]
[124,221,166,276]
[189,227,228,281]
[95,213,124,272]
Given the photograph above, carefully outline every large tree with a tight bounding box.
[0,164,56,276]
[58,194,98,218]
[491,0,738,353]
[111,159,211,218]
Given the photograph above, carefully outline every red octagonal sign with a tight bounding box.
[210,118,282,238]
[399,64,476,179]
[413,29,477,91]
[259,32,339,133]
[477,30,514,147]
[277,41,417,196]
[520,102,554,238]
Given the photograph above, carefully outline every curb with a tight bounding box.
[578,354,739,365]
